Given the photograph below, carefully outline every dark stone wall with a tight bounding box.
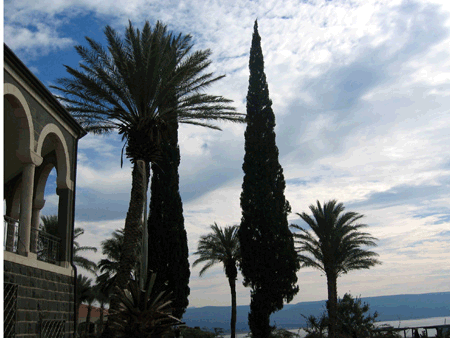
[4,260,75,338]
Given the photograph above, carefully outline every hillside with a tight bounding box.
[182,292,450,332]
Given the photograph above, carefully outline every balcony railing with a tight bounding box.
[4,216,61,265]
[32,228,61,265]
[4,215,19,253]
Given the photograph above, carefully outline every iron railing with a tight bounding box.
[32,228,61,265]
[4,283,18,338]
[40,320,65,338]
[4,216,61,264]
[4,216,19,253]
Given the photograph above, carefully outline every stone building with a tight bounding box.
[4,44,86,337]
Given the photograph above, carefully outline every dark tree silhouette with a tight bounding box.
[147,111,189,318]
[291,200,381,338]
[52,20,243,328]
[193,223,240,338]
[239,20,299,338]
[41,216,97,273]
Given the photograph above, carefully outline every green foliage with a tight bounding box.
[96,228,137,296]
[303,293,384,338]
[239,20,299,338]
[73,228,98,274]
[193,223,240,278]
[271,328,300,338]
[336,294,378,337]
[148,120,190,318]
[291,200,381,338]
[213,327,225,337]
[178,326,216,338]
[52,20,243,329]
[76,274,93,311]
[193,223,240,338]
[110,272,182,338]
[371,326,403,338]
[245,327,300,338]
[291,201,381,277]
[302,313,328,338]
[76,274,96,337]
[51,20,242,148]
[41,215,98,273]
[40,215,59,235]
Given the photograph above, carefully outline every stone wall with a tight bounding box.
[3,260,75,338]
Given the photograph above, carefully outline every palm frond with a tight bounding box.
[51,20,245,167]
[291,200,381,277]
[193,223,240,279]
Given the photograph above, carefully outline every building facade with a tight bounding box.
[4,44,86,338]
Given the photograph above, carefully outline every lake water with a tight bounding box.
[223,316,450,338]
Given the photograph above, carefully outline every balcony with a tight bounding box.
[4,215,61,265]
[32,228,62,264]
[4,215,19,253]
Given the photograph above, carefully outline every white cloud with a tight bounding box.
[4,24,74,57]
[76,164,131,193]
[5,0,450,308]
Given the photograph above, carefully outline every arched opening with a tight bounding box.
[4,88,35,255]
[32,162,59,263]
[4,86,34,183]
[34,125,73,265]
[36,124,71,190]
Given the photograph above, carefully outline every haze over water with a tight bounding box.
[223,317,450,338]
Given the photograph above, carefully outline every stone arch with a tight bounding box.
[4,83,35,161]
[36,124,72,190]
[34,162,55,206]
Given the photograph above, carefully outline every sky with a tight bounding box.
[4,0,450,310]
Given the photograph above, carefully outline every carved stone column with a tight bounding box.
[18,163,36,256]
[30,199,46,253]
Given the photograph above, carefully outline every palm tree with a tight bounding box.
[96,228,140,302]
[92,283,109,336]
[96,229,124,296]
[51,21,244,319]
[84,289,96,338]
[111,272,182,338]
[76,274,93,336]
[73,228,98,274]
[290,200,381,338]
[193,223,240,338]
[40,215,59,235]
[40,216,97,273]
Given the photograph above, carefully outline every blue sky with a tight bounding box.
[4,0,450,308]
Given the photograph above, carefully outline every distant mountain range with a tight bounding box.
[182,292,450,333]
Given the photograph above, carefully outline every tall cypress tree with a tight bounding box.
[147,118,190,318]
[239,20,300,338]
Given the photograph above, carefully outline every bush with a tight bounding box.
[303,293,380,338]
[178,326,216,338]
[245,327,300,338]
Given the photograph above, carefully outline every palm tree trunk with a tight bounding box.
[228,275,237,338]
[326,271,338,338]
[102,162,147,336]
[98,301,104,336]
[85,303,92,338]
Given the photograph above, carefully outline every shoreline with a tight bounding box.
[223,316,450,338]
